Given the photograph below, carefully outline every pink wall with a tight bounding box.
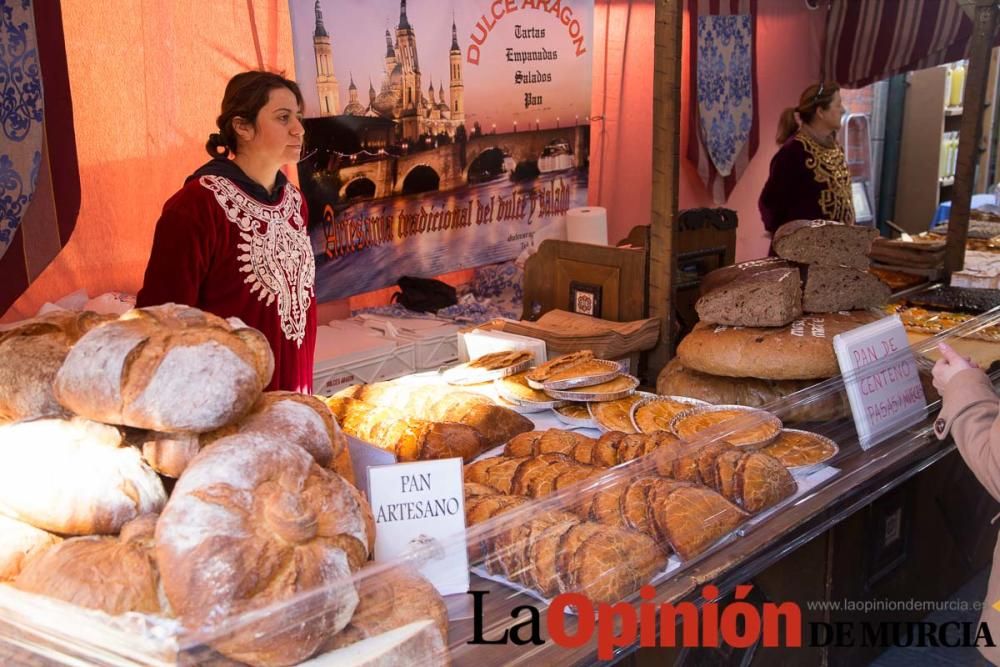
[679,0,826,260]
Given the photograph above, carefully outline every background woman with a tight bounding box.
[758,81,854,244]
[137,71,316,392]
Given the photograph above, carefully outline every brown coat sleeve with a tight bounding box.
[936,368,1000,502]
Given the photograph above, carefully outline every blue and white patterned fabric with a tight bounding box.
[0,0,42,259]
[696,14,752,178]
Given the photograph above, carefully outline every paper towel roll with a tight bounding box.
[565,206,608,246]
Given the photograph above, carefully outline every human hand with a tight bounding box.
[932,342,980,392]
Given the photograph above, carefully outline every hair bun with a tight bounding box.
[205,132,230,158]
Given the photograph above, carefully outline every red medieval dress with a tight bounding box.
[758,130,855,251]
[137,159,317,393]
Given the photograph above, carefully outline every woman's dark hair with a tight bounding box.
[205,71,305,158]
[776,80,841,144]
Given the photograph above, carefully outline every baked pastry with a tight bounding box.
[633,397,705,434]
[803,266,891,312]
[156,433,374,666]
[676,311,877,380]
[671,407,781,448]
[763,429,838,468]
[649,483,748,560]
[734,452,798,513]
[497,372,556,404]
[544,359,621,384]
[0,310,113,423]
[0,418,166,535]
[772,219,877,269]
[590,395,644,433]
[696,267,803,327]
[525,350,594,383]
[554,402,596,427]
[656,358,850,423]
[325,396,486,462]
[322,568,448,652]
[135,431,201,479]
[468,350,533,370]
[337,382,533,447]
[464,454,599,498]
[13,514,163,615]
[549,374,638,399]
[54,304,273,432]
[0,515,61,581]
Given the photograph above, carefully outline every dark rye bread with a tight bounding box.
[803,265,891,313]
[696,267,803,327]
[773,220,877,270]
[699,257,796,296]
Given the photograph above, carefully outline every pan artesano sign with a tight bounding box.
[290,0,594,300]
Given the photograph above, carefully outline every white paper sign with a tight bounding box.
[833,315,927,450]
[367,458,470,596]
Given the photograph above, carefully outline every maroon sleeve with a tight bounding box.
[136,186,216,308]
[759,143,802,234]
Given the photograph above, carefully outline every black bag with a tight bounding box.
[391,276,457,313]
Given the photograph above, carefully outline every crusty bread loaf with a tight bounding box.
[772,220,877,269]
[54,304,274,433]
[802,265,891,313]
[0,515,61,581]
[322,569,448,652]
[325,396,486,462]
[699,258,796,296]
[676,311,877,380]
[13,514,164,615]
[0,418,166,535]
[657,358,850,422]
[156,433,374,666]
[337,381,533,446]
[136,391,351,480]
[304,619,447,667]
[0,311,113,423]
[696,267,803,327]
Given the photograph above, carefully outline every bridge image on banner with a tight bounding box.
[289,0,594,302]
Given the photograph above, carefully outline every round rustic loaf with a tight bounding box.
[656,358,850,422]
[0,310,113,423]
[155,432,374,666]
[0,515,61,581]
[676,311,877,380]
[0,418,167,535]
[53,304,274,433]
[13,514,163,616]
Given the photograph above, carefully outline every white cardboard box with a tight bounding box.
[312,324,416,396]
[458,329,548,364]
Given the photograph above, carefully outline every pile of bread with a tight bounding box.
[662,220,886,421]
[0,304,447,666]
[462,427,798,602]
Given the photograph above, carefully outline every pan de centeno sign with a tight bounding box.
[289,0,594,301]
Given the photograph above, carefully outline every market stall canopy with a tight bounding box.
[824,0,1000,89]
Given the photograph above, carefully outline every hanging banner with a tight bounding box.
[290,0,594,302]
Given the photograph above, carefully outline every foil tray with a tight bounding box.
[544,375,639,403]
[629,395,711,434]
[540,359,624,391]
[443,357,533,386]
[761,428,840,474]
[669,404,783,449]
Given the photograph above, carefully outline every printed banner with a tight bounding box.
[290,0,594,301]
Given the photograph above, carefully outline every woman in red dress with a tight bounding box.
[759,81,854,248]
[137,71,317,392]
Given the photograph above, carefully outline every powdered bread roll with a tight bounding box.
[0,515,61,581]
[696,267,803,327]
[802,265,891,312]
[772,220,877,270]
[656,358,850,422]
[676,311,877,380]
[13,514,164,615]
[0,418,167,535]
[0,310,113,423]
[54,304,274,433]
[156,433,374,666]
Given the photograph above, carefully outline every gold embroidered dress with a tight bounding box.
[759,130,855,235]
